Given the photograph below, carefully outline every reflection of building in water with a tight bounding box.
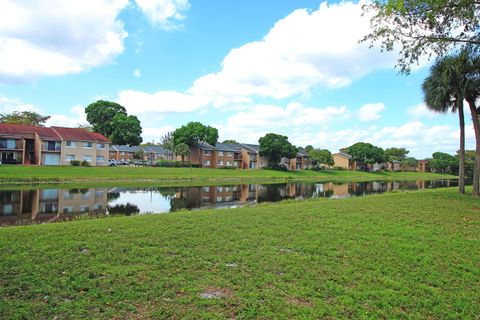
[0,188,108,225]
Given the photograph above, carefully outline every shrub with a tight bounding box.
[81,160,91,167]
[333,166,346,171]
[70,160,81,166]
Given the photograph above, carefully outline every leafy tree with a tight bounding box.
[258,133,298,168]
[172,122,218,147]
[385,147,409,161]
[308,148,334,168]
[345,142,386,170]
[222,139,239,144]
[85,100,142,146]
[428,152,458,174]
[304,145,314,153]
[0,111,50,126]
[174,143,190,164]
[401,157,419,171]
[108,114,143,146]
[422,54,471,193]
[362,0,480,73]
[160,132,175,160]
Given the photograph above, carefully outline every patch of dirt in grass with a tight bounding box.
[200,286,234,299]
[286,296,314,308]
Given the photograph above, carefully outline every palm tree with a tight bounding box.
[422,56,466,194]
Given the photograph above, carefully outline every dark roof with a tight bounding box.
[52,126,110,143]
[241,143,260,152]
[197,141,215,150]
[0,123,61,140]
[297,148,308,157]
[214,143,237,152]
[335,151,352,159]
[111,145,142,152]
[144,145,168,154]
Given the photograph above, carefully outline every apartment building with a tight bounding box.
[0,124,110,166]
[333,151,357,170]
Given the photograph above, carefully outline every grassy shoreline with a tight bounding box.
[0,165,456,186]
[1,187,478,318]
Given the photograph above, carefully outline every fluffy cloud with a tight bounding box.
[0,94,38,113]
[0,0,190,82]
[188,1,399,105]
[142,125,176,143]
[358,103,385,122]
[406,103,441,119]
[133,68,142,78]
[46,106,88,128]
[135,0,190,28]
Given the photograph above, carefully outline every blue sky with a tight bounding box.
[0,0,473,158]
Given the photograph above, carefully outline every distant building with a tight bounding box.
[333,151,357,170]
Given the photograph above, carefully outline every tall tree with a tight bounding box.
[85,100,142,146]
[385,147,409,161]
[0,111,50,126]
[362,0,480,73]
[345,142,386,170]
[172,122,219,162]
[258,133,298,168]
[401,157,419,171]
[174,143,190,164]
[422,54,469,193]
[160,132,175,160]
[308,148,334,168]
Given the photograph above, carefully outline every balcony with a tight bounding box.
[42,141,61,152]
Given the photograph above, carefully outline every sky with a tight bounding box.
[0,0,474,159]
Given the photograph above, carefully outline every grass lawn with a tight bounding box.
[0,188,479,319]
[0,165,456,185]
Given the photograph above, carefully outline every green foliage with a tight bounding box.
[108,113,143,146]
[308,148,334,168]
[385,147,409,161]
[174,143,190,163]
[258,133,298,168]
[0,111,50,126]
[428,152,459,174]
[346,142,386,167]
[362,0,480,73]
[304,145,314,153]
[222,139,238,144]
[401,157,418,171]
[70,160,81,166]
[80,160,91,167]
[172,122,218,148]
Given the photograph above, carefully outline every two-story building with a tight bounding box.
[0,124,110,166]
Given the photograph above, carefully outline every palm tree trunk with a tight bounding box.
[468,101,480,196]
[458,104,466,194]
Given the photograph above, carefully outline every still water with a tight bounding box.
[0,179,458,226]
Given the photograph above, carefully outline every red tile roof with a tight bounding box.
[0,123,60,139]
[51,126,110,143]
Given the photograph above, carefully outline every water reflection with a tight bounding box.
[0,179,458,226]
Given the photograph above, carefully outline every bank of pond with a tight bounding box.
[0,179,460,226]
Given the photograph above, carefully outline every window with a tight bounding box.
[204,160,210,165]
[96,156,105,162]
[43,141,61,151]
[63,192,73,200]
[63,206,73,214]
[226,161,231,166]
[203,187,210,192]
[80,205,90,212]
[120,151,125,155]
[94,203,103,210]
[218,151,224,156]
[83,142,92,148]
[204,150,212,155]
[217,160,224,166]
[65,154,75,162]
[96,143,105,149]
[66,141,76,148]
[82,155,92,162]
[95,191,104,198]
[216,196,223,202]
[0,139,16,149]
[216,187,223,192]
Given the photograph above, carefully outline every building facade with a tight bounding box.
[0,124,110,166]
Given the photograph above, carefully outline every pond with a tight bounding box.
[0,179,459,226]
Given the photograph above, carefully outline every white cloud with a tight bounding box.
[188,1,400,104]
[45,105,88,128]
[406,103,441,119]
[358,103,385,122]
[0,94,39,113]
[133,68,142,78]
[0,0,129,82]
[135,0,190,28]
[142,125,176,143]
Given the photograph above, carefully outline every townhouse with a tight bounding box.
[333,151,357,170]
[109,145,170,162]
[0,124,110,166]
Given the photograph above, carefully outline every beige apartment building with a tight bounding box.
[0,124,110,166]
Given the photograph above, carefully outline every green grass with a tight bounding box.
[1,188,478,319]
[0,165,455,185]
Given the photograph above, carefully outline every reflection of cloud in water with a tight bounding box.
[108,190,171,214]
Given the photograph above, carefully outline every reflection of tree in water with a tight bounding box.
[69,188,90,194]
[107,192,121,201]
[257,184,294,203]
[107,203,140,216]
[170,187,203,212]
